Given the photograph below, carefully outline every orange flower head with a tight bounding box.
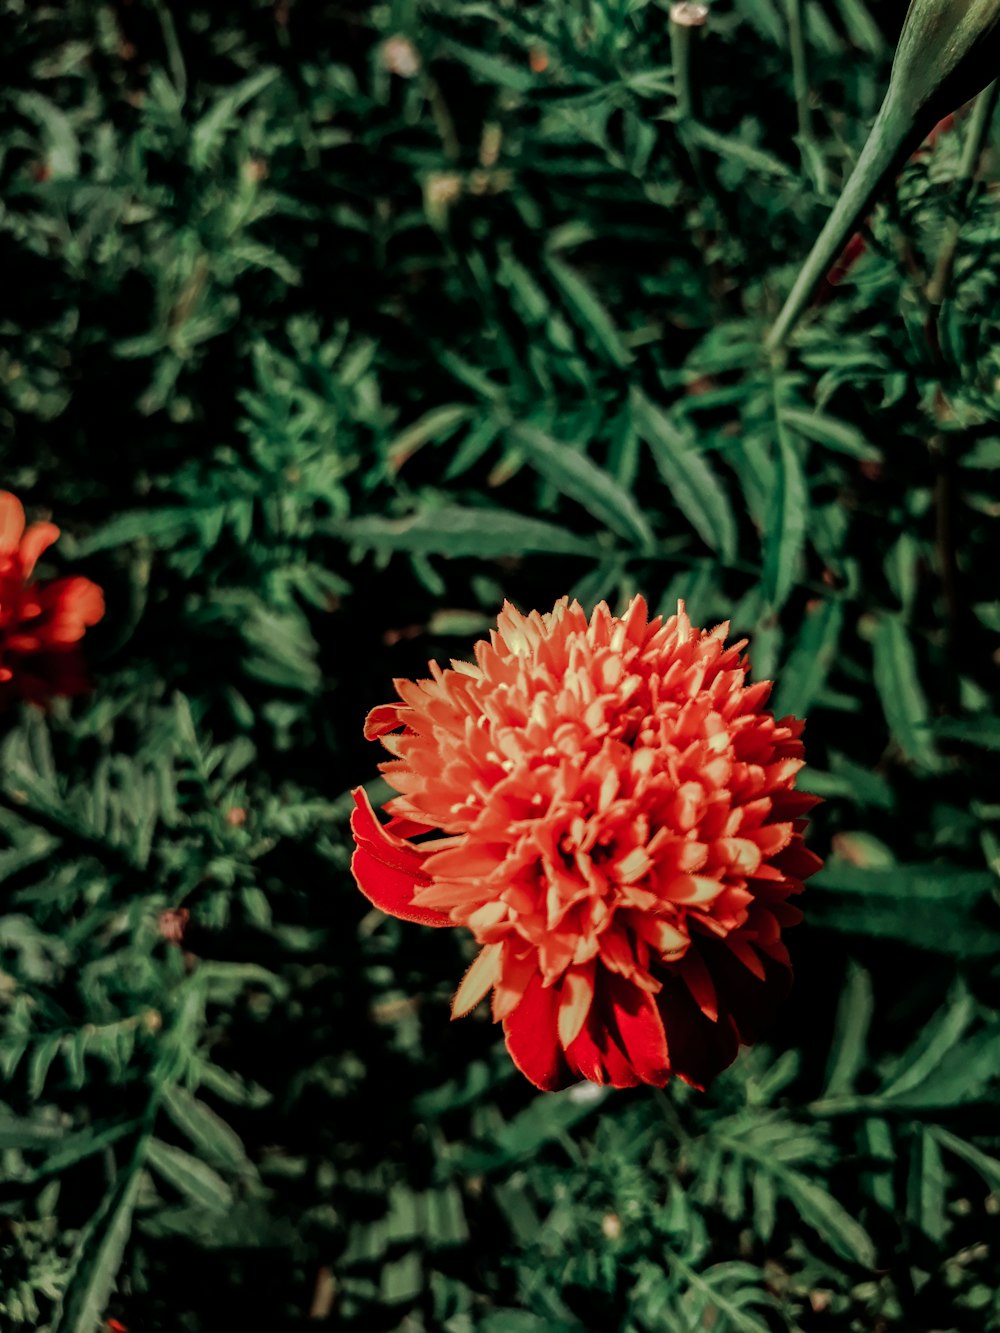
[0,491,104,706]
[351,597,821,1091]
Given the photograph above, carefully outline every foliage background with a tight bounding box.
[1,0,999,1329]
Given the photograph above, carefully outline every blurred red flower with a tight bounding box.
[351,597,821,1091]
[0,491,104,706]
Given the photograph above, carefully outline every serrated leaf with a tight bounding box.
[872,615,941,771]
[190,69,279,169]
[545,256,633,369]
[146,1138,234,1211]
[510,424,653,549]
[56,1167,141,1333]
[880,985,974,1100]
[333,506,598,558]
[631,389,736,560]
[762,422,808,611]
[822,960,872,1097]
[161,1084,252,1174]
[780,406,881,461]
[779,1167,877,1266]
[773,598,843,718]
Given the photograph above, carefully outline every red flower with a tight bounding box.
[351,598,821,1091]
[0,491,104,706]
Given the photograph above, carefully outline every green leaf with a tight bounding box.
[907,1127,948,1241]
[386,404,473,472]
[778,1168,877,1266]
[72,507,198,556]
[872,614,941,770]
[0,1114,63,1150]
[333,506,599,558]
[190,69,280,169]
[931,1128,1000,1192]
[813,862,993,903]
[545,256,633,369]
[932,716,1000,750]
[510,423,654,550]
[780,407,881,461]
[762,419,808,611]
[56,1167,142,1333]
[631,389,737,560]
[161,1084,252,1175]
[880,985,974,1100]
[821,960,872,1097]
[773,598,843,717]
[146,1138,234,1211]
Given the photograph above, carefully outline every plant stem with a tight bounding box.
[766,96,903,353]
[670,14,697,121]
[787,0,822,186]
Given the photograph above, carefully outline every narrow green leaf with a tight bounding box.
[57,1167,142,1333]
[779,1168,877,1266]
[822,960,873,1097]
[510,424,654,549]
[631,389,737,560]
[812,862,993,903]
[780,406,881,462]
[545,257,633,369]
[146,1138,234,1211]
[333,506,598,559]
[161,1084,252,1175]
[773,598,843,717]
[932,1128,1000,1191]
[880,985,974,1100]
[907,1128,947,1241]
[72,507,197,556]
[762,420,808,611]
[437,41,535,92]
[932,716,1000,750]
[190,69,279,169]
[872,615,941,770]
[386,404,473,472]
[0,1114,63,1150]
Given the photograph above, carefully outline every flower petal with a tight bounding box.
[556,964,595,1048]
[350,788,450,927]
[452,942,503,1018]
[18,522,60,577]
[0,492,25,555]
[503,971,572,1091]
[657,974,739,1091]
[565,1012,640,1088]
[604,972,670,1085]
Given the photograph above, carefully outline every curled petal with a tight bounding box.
[349,788,450,927]
[18,522,60,577]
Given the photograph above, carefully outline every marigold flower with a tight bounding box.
[0,491,104,706]
[351,597,821,1091]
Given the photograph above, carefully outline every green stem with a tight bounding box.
[670,18,697,122]
[766,95,904,353]
[787,0,815,156]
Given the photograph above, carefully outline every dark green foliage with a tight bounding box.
[1,0,999,1329]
